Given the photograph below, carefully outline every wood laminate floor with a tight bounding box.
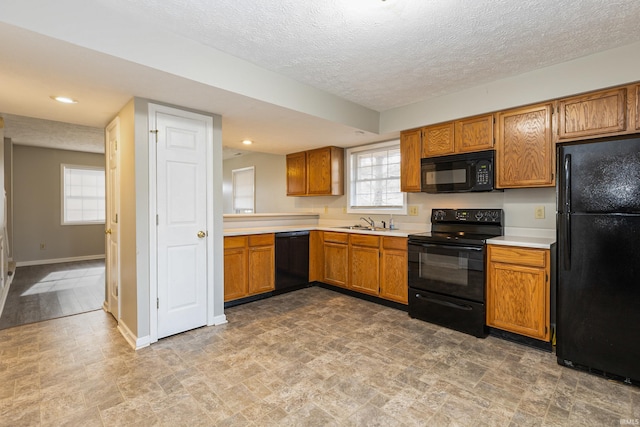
[0,286,637,426]
[0,259,104,330]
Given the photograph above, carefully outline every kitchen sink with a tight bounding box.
[335,225,390,231]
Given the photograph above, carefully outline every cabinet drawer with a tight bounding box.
[224,236,247,249]
[382,236,407,251]
[489,245,546,268]
[249,233,274,247]
[350,234,380,248]
[323,231,349,244]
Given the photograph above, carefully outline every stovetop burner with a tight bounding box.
[408,208,503,246]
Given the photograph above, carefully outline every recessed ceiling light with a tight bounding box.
[51,96,78,104]
[242,139,253,145]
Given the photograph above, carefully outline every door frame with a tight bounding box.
[148,103,215,343]
[105,116,120,321]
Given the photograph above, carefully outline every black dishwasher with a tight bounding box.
[275,231,310,294]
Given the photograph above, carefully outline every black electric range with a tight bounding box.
[407,208,503,338]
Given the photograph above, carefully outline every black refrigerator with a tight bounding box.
[556,135,640,384]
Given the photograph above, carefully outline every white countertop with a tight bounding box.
[486,235,556,249]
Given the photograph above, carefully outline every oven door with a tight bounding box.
[408,242,485,302]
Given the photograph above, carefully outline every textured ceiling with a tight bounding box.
[2,0,640,155]
[96,0,640,112]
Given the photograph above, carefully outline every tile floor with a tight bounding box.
[0,260,105,330]
[0,286,637,426]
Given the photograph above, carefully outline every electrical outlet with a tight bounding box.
[324,205,328,214]
[534,206,545,219]
[409,205,419,216]
[342,206,347,214]
[40,243,46,250]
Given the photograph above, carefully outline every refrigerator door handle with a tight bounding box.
[562,154,571,270]
[563,154,571,213]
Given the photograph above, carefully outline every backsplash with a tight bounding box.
[223,151,556,237]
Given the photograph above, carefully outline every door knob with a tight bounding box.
[197,231,206,238]
[105,229,112,235]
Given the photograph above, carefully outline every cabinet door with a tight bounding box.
[455,114,494,153]
[400,129,422,192]
[422,122,455,157]
[486,245,550,341]
[349,235,380,296]
[323,242,348,288]
[487,262,549,340]
[248,244,275,295]
[223,246,247,302]
[558,88,627,140]
[496,103,554,188]
[286,151,307,196]
[379,237,408,304]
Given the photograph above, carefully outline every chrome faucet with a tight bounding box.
[360,217,375,229]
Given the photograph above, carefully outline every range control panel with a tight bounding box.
[431,208,503,224]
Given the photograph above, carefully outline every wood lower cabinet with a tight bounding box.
[322,231,349,288]
[247,234,275,295]
[349,234,380,296]
[321,233,408,304]
[223,236,248,302]
[496,103,555,188]
[379,237,408,304]
[557,87,627,141]
[223,233,274,302]
[400,129,422,192]
[486,245,550,341]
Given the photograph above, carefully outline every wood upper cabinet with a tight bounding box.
[323,232,349,288]
[223,233,274,302]
[349,234,380,296]
[286,151,307,196]
[286,146,343,196]
[379,237,408,304]
[496,103,555,188]
[247,234,275,295]
[422,122,455,157]
[455,114,494,153]
[400,129,422,192]
[557,87,627,141]
[486,245,550,341]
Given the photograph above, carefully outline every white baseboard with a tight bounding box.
[211,314,228,326]
[117,319,151,350]
[16,254,105,267]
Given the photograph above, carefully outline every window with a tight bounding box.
[61,164,106,225]
[346,140,407,214]
[232,166,255,213]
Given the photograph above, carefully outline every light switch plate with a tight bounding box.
[409,206,419,216]
[534,206,545,219]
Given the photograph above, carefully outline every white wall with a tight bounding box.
[224,152,556,235]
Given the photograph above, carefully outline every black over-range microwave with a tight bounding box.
[421,150,495,193]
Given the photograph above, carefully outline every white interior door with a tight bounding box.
[105,118,120,320]
[155,109,208,339]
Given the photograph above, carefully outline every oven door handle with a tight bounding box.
[415,293,473,311]
[409,243,483,252]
